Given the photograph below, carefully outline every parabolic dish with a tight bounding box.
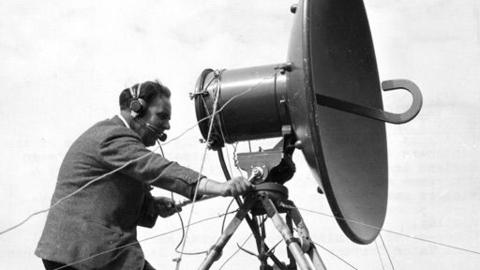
[286,0,388,244]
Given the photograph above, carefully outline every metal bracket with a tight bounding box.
[315,79,423,124]
[189,90,209,100]
[274,62,293,74]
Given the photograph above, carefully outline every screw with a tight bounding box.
[290,4,298,14]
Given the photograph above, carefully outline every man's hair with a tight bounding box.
[119,80,171,111]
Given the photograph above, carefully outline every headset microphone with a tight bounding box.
[158,133,167,142]
[146,122,168,142]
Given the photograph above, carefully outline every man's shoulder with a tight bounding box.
[61,116,142,166]
[86,116,140,141]
[67,116,141,153]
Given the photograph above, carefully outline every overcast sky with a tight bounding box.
[1,0,479,269]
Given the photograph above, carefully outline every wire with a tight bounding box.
[379,233,395,270]
[297,207,480,256]
[175,71,280,269]
[172,192,185,250]
[223,145,234,175]
[374,239,386,270]
[156,140,208,257]
[157,140,165,157]
[162,72,274,149]
[172,207,208,256]
[232,142,245,177]
[0,147,158,236]
[213,116,236,235]
[53,209,239,270]
[217,126,234,175]
[312,241,358,270]
[3,70,279,269]
[218,218,269,270]
[218,233,254,270]
[221,199,235,234]
[0,72,275,238]
[175,71,223,269]
[170,192,209,257]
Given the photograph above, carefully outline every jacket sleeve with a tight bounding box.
[99,129,204,200]
[137,191,158,228]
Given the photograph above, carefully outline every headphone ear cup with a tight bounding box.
[130,99,143,113]
[137,98,147,110]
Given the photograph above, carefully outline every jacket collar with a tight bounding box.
[111,115,128,128]
[116,114,131,129]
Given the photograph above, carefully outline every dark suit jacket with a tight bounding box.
[35,116,202,270]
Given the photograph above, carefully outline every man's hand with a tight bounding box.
[197,176,253,197]
[153,196,181,218]
[221,176,252,197]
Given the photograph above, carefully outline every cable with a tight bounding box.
[374,239,386,270]
[221,199,235,234]
[53,209,239,270]
[163,71,275,149]
[0,147,158,236]
[0,72,274,238]
[217,218,269,270]
[379,233,395,270]
[169,187,207,256]
[213,124,236,235]
[156,140,208,257]
[172,192,185,250]
[223,145,234,175]
[157,140,165,157]
[2,71,279,269]
[171,207,208,256]
[175,71,280,269]
[218,233,254,270]
[232,142,245,177]
[175,70,223,270]
[297,207,480,256]
[312,241,358,270]
[170,193,208,256]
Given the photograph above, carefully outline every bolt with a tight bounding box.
[290,4,297,14]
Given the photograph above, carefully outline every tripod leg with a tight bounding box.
[289,205,326,270]
[306,246,325,270]
[260,197,313,270]
[198,199,255,270]
[285,214,297,269]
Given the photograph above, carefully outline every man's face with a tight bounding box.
[136,96,171,146]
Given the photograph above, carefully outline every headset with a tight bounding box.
[129,82,168,142]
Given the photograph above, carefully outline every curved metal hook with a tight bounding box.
[380,79,423,124]
[315,79,423,124]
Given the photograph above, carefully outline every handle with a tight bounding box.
[315,79,423,124]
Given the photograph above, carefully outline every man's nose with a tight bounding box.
[163,121,171,130]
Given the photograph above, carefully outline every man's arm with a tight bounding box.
[99,129,251,199]
[99,130,204,199]
[137,177,251,228]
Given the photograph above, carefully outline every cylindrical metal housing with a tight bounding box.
[194,64,289,148]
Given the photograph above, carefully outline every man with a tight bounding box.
[35,81,251,270]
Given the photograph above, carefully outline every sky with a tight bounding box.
[0,0,480,269]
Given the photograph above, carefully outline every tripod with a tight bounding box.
[198,182,326,270]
